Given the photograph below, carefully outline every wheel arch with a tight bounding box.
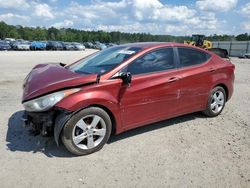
[215,83,229,101]
[54,103,119,146]
[88,104,117,135]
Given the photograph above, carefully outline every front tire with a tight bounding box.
[203,86,226,117]
[61,107,112,155]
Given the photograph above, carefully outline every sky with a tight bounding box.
[0,0,249,35]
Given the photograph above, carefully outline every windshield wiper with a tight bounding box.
[96,73,101,83]
[59,62,66,67]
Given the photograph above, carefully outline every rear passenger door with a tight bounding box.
[177,47,214,114]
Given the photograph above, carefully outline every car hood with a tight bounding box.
[22,63,97,102]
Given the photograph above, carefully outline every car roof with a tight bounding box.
[118,42,193,49]
[118,42,213,54]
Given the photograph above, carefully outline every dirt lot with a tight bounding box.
[0,51,249,188]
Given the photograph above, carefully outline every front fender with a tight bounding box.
[54,89,123,143]
[56,89,119,111]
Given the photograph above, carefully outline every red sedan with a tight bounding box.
[22,42,235,155]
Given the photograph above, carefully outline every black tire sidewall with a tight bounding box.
[61,107,112,155]
[205,86,226,117]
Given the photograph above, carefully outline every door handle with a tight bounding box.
[209,67,215,72]
[167,77,179,83]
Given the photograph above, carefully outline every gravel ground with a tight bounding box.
[0,51,249,188]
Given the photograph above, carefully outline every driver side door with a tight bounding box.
[119,47,181,130]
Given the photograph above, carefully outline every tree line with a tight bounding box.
[0,21,249,43]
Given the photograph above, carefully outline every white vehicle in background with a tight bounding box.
[13,41,31,50]
[72,42,85,51]
[239,51,250,59]
[4,38,15,44]
[243,52,250,58]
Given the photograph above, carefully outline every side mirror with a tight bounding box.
[118,72,132,85]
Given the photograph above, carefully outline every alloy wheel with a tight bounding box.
[72,115,106,150]
[210,90,225,113]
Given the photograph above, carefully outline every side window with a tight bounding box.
[128,48,175,75]
[178,48,211,67]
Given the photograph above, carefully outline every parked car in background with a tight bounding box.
[16,39,25,42]
[0,40,11,50]
[30,41,47,50]
[106,43,117,48]
[84,42,94,49]
[9,40,16,49]
[22,42,235,155]
[4,38,15,44]
[239,52,250,59]
[13,41,30,50]
[94,42,107,50]
[46,41,64,50]
[92,41,100,49]
[244,53,250,58]
[72,42,85,51]
[61,42,75,51]
[99,43,107,50]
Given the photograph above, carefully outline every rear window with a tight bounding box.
[208,48,229,58]
[178,47,211,67]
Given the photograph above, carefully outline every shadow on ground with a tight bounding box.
[6,110,74,158]
[6,110,204,157]
[108,112,203,144]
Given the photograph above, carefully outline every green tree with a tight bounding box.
[236,33,249,41]
[0,21,8,39]
[0,21,249,44]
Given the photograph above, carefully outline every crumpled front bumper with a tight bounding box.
[21,110,55,135]
[21,107,72,145]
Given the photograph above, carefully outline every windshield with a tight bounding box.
[17,41,30,45]
[68,46,142,75]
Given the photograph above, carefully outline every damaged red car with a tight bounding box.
[22,42,235,155]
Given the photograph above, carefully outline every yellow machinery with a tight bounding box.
[184,34,212,49]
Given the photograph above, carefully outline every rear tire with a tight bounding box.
[61,107,112,155]
[203,86,226,117]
